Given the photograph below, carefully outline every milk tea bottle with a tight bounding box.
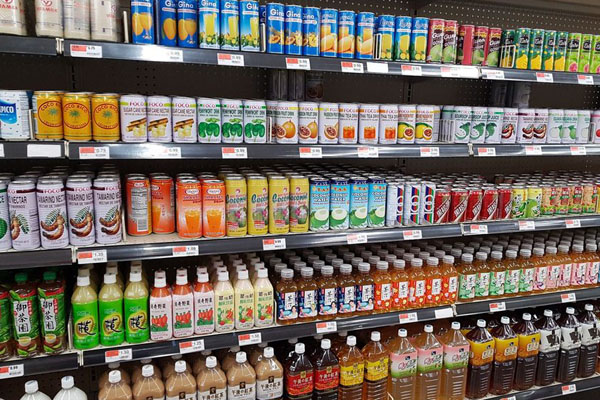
[98,371,132,400]
[227,352,256,400]
[197,356,227,400]
[165,361,196,400]
[256,347,284,400]
[99,363,131,389]
[132,365,165,400]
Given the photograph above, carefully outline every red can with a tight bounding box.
[457,24,474,65]
[464,186,483,222]
[426,19,445,63]
[472,26,490,66]
[433,187,451,224]
[449,187,469,223]
[479,186,498,221]
[496,186,512,219]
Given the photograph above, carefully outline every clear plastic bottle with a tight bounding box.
[465,319,495,399]
[387,328,416,400]
[312,339,339,400]
[545,246,561,291]
[557,244,573,290]
[439,322,469,400]
[577,303,600,378]
[556,307,581,383]
[517,249,534,294]
[457,253,476,302]
[414,324,443,400]
[535,309,561,386]
[489,316,517,395]
[391,260,410,311]
[440,255,458,305]
[278,269,299,324]
[285,343,313,400]
[374,261,393,313]
[408,258,427,308]
[473,252,490,299]
[487,251,505,298]
[512,313,540,390]
[53,376,87,400]
[338,336,363,400]
[355,263,375,315]
[98,371,132,400]
[503,250,520,297]
[362,331,388,400]
[584,243,599,287]
[317,265,338,320]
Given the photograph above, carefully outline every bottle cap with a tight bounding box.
[301,267,314,278]
[108,370,122,384]
[264,347,274,358]
[385,254,397,263]
[475,252,487,261]
[61,376,74,389]
[197,272,209,283]
[442,255,455,264]
[505,250,517,259]
[393,259,406,269]
[238,270,249,280]
[331,258,343,267]
[142,365,154,377]
[206,356,217,368]
[587,243,598,252]
[358,262,370,272]
[218,271,229,281]
[573,244,584,252]
[295,343,305,354]
[281,268,294,279]
[368,256,380,265]
[398,328,407,337]
[257,269,268,278]
[476,319,486,328]
[175,360,187,373]
[522,313,531,321]
[501,316,510,324]
[370,331,380,342]
[43,271,57,281]
[376,261,388,270]
[434,250,446,259]
[451,321,460,330]
[321,265,334,276]
[347,336,357,346]
[77,275,90,286]
[490,251,502,260]
[424,324,433,333]
[426,257,438,266]
[154,276,167,288]
[532,247,544,256]
[104,273,116,284]
[129,271,142,283]
[566,307,575,314]
[419,252,430,260]
[451,248,462,258]
[176,273,188,285]
[543,309,553,317]
[321,339,331,349]
[236,352,247,363]
[585,304,594,311]
[403,253,415,263]
[106,265,118,275]
[25,380,39,394]
[463,246,475,254]
[411,258,423,267]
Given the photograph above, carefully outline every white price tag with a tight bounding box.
[179,339,205,354]
[399,312,418,324]
[467,224,488,235]
[489,302,506,312]
[518,220,536,231]
[299,147,322,158]
[434,307,454,319]
[105,348,132,363]
[401,64,422,76]
[570,146,586,156]
[525,145,543,155]
[27,144,62,158]
[482,69,505,80]
[79,146,109,159]
[77,249,107,264]
[222,147,247,159]
[70,44,102,58]
[420,147,440,157]
[565,219,581,229]
[217,53,245,66]
[403,230,422,240]
[441,66,478,79]
[561,293,576,303]
[172,245,199,257]
[286,57,310,70]
[262,238,286,251]
[341,61,364,73]
[150,146,181,158]
[499,396,516,400]
[578,74,594,85]
[0,364,24,379]
[155,48,183,62]
[347,233,368,245]
[238,332,262,346]
[440,66,462,78]
[562,384,576,394]
[0,143,5,158]
[366,62,388,73]
[316,321,337,334]
[357,146,379,158]
[536,72,554,83]
[477,147,496,157]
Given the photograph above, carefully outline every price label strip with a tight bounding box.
[565,219,581,229]
[238,332,262,346]
[525,145,543,156]
[518,220,536,231]
[402,230,422,240]
[347,233,368,245]
[399,312,418,324]
[70,44,103,58]
[299,147,322,158]
[434,307,454,319]
[420,147,440,157]
[316,321,337,334]
[179,339,205,354]
[286,57,310,70]
[570,146,586,156]
[149,146,181,159]
[536,72,554,83]
[477,147,496,157]
[561,293,576,303]
[357,146,379,158]
[222,147,247,159]
[105,348,132,363]
[217,53,245,66]
[466,224,488,235]
[77,249,107,264]
[341,61,364,73]
[562,384,576,394]
[0,364,24,380]
[578,74,594,85]
[489,302,506,312]
[401,65,422,76]
[79,146,110,159]
[172,245,199,257]
[482,69,505,80]
[263,238,286,251]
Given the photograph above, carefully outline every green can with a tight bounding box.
[525,186,542,218]
[542,30,556,71]
[527,29,544,70]
[515,28,531,69]
[590,35,600,74]
[565,32,582,72]
[500,29,516,68]
[579,33,593,73]
[554,31,568,71]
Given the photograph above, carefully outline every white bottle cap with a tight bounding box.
[238,270,249,280]
[451,321,461,330]
[108,370,122,384]
[218,271,229,281]
[236,352,247,363]
[198,272,209,283]
[501,316,510,324]
[142,365,154,377]
[398,329,407,337]
[522,313,531,321]
[585,304,594,311]
[566,307,575,314]
[77,275,90,286]
[176,274,188,285]
[543,309,553,317]
[129,271,142,283]
[257,269,268,278]
[106,265,118,275]
[154,276,166,288]
[295,343,305,354]
[347,336,356,346]
[264,347,274,358]
[206,356,217,368]
[104,273,116,284]
[174,360,187,373]
[477,319,486,328]
[424,324,433,333]
[61,376,74,389]
[25,380,39,394]
[370,331,380,342]
[321,339,331,350]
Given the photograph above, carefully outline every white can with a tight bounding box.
[119,94,147,142]
[452,106,471,144]
[221,99,244,143]
[0,0,26,35]
[93,177,122,244]
[147,96,172,143]
[266,100,278,143]
[533,108,548,143]
[0,181,12,250]
[501,108,518,144]
[432,105,441,142]
[576,109,591,143]
[90,0,119,42]
[591,110,600,144]
[485,107,503,144]
[358,104,379,144]
[66,176,95,246]
[516,108,535,143]
[416,105,436,144]
[440,106,454,143]
[547,109,563,144]
[562,109,578,143]
[7,180,40,250]
[274,101,299,144]
[63,0,90,40]
[243,99,267,144]
[0,90,30,140]
[470,107,488,144]
[37,178,69,249]
[171,97,197,143]
[338,103,359,144]
[379,104,398,144]
[298,101,319,144]
[197,97,221,143]
[35,0,64,37]
[318,102,339,144]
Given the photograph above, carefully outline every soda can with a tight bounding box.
[126,174,152,236]
[398,104,416,144]
[243,99,267,143]
[457,24,474,65]
[240,0,260,52]
[540,184,557,216]
[176,0,198,47]
[433,186,450,224]
[199,0,220,49]
[147,95,172,143]
[533,108,548,143]
[547,109,563,144]
[284,4,302,55]
[511,185,527,219]
[542,30,556,70]
[376,14,394,61]
[568,184,583,214]
[442,20,458,64]
[393,16,411,61]
[131,0,154,44]
[337,10,356,58]
[355,12,374,60]
[93,177,122,244]
[419,182,435,225]
[517,108,535,143]
[579,33,593,73]
[500,29,516,68]
[221,98,244,143]
[338,103,359,144]
[496,185,512,219]
[302,6,320,56]
[120,94,147,143]
[150,175,175,234]
[379,104,398,144]
[464,186,483,222]
[576,109,591,143]
[266,2,284,54]
[219,0,240,51]
[470,107,488,144]
[525,186,542,218]
[426,18,444,63]
[485,107,503,144]
[318,102,339,144]
[448,187,468,223]
[479,186,498,221]
[471,26,489,66]
[320,8,338,57]
[37,178,69,249]
[515,28,531,69]
[386,183,404,227]
[403,182,421,226]
[172,96,197,143]
[410,17,428,62]
[527,28,544,70]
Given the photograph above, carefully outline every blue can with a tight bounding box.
[356,12,374,59]
[349,176,369,229]
[337,10,355,58]
[177,0,198,48]
[309,177,330,232]
[367,176,387,227]
[284,4,302,55]
[410,17,429,62]
[198,0,220,49]
[302,6,320,56]
[330,177,350,230]
[132,0,155,44]
[394,16,412,61]
[266,2,285,54]
[376,14,395,60]
[259,4,266,24]
[319,8,338,57]
[219,0,240,50]
[157,0,177,46]
[240,0,260,51]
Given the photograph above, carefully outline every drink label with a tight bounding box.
[560,326,581,350]
[416,347,443,373]
[286,370,313,396]
[215,291,234,331]
[374,282,392,310]
[172,292,194,337]
[458,273,476,299]
[580,321,600,345]
[124,296,149,343]
[426,278,442,304]
[547,265,561,289]
[518,333,540,353]
[475,272,490,297]
[539,327,561,352]
[468,340,495,364]
[315,365,340,390]
[194,289,214,334]
[504,269,520,294]
[561,263,573,287]
[489,270,506,296]
[167,394,195,400]
[277,290,298,321]
[318,287,338,316]
[365,358,389,381]
[99,298,124,346]
[198,388,226,400]
[494,337,518,360]
[409,279,426,306]
[442,275,458,302]
[518,267,534,292]
[337,286,356,314]
[356,284,374,312]
[340,363,364,386]
[298,289,318,318]
[571,262,587,286]
[390,350,417,378]
[38,286,66,352]
[442,344,469,368]
[228,382,256,400]
[72,300,99,349]
[586,261,600,285]
[392,280,409,308]
[257,377,283,399]
[534,266,548,291]
[0,295,11,344]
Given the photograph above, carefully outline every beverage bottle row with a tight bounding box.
[18,377,87,400]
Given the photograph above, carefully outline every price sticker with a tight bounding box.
[263,238,286,251]
[518,220,536,231]
[172,245,199,257]
[238,332,262,346]
[482,69,505,80]
[467,224,488,235]
[403,230,422,240]
[150,147,181,159]
[562,384,576,394]
[499,396,516,400]
[347,233,368,245]
[70,44,103,58]
[286,57,310,70]
[489,302,506,312]
[565,219,581,229]
[155,48,183,62]
[434,307,454,319]
[27,144,62,158]
[440,66,461,78]
[401,64,422,76]
[79,146,110,159]
[570,146,586,156]
[578,74,594,85]
[217,53,245,66]
[357,146,379,158]
[222,147,247,159]
[399,312,418,324]
[440,66,478,78]
[420,147,440,157]
[525,145,543,156]
[561,293,576,303]
[341,61,364,73]
[366,62,388,73]
[316,321,337,334]
[536,72,554,83]
[179,339,205,354]
[105,348,132,363]
[299,147,322,158]
[0,364,24,379]
[477,147,496,157]
[77,249,107,264]
[0,143,4,158]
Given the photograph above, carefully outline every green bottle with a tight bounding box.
[99,273,125,346]
[124,270,149,343]
[71,275,99,349]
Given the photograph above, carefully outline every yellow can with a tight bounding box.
[289,174,309,233]
[225,174,248,237]
[33,91,63,140]
[511,185,528,219]
[268,175,290,235]
[247,175,269,236]
[63,92,92,141]
[91,93,120,142]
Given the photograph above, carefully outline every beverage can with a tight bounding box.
[581,182,596,213]
[561,109,578,143]
[470,107,488,144]
[379,104,398,144]
[554,31,568,71]
[63,92,91,141]
[403,182,421,226]
[93,177,122,244]
[358,104,379,144]
[397,104,417,143]
[284,4,302,55]
[202,180,226,237]
[540,184,557,216]
[568,184,583,214]
[515,28,531,69]
[501,107,518,144]
[36,178,68,249]
[63,0,90,40]
[199,0,220,49]
[432,105,441,142]
[176,178,202,238]
[147,95,172,143]
[150,175,175,234]
[301,6,320,56]
[533,108,548,144]
[197,97,221,143]
[66,177,95,246]
[471,26,489,66]
[350,177,369,228]
[320,8,338,57]
[393,16,412,61]
[126,174,152,236]
[35,0,63,38]
[528,28,545,70]
[525,186,542,218]
[452,106,471,143]
[266,2,284,54]
[240,0,260,52]
[555,183,569,215]
[247,175,268,235]
[464,186,483,222]
[318,102,339,144]
[297,101,318,144]
[479,186,498,221]
[496,186,512,219]
[367,176,387,227]
[511,185,527,219]
[433,186,450,224]
[176,0,198,47]
[309,177,330,231]
[355,12,375,60]
[442,20,458,64]
[289,174,309,233]
[576,109,591,143]
[337,10,356,58]
[91,93,119,142]
[386,182,404,227]
[273,101,299,144]
[457,24,474,65]
[410,17,428,62]
[376,14,394,60]
[566,32,582,72]
[426,18,444,63]
[592,110,600,143]
[172,96,197,143]
[221,98,244,143]
[33,91,63,140]
[418,181,435,225]
[415,105,435,143]
[131,0,154,44]
[579,33,593,73]
[269,175,290,234]
[590,35,600,74]
[500,29,516,68]
[243,99,266,143]
[485,107,503,143]
[542,30,556,70]
[120,94,147,143]
[516,108,535,144]
[448,187,468,223]
[224,175,247,237]
[219,0,240,51]
[0,0,26,35]
[547,109,563,144]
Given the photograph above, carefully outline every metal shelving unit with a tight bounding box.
[0,35,59,56]
[0,141,65,159]
[486,375,600,400]
[0,353,79,380]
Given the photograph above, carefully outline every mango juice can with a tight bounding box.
[393,16,411,61]
[247,175,268,235]
[131,0,155,44]
[33,91,63,140]
[410,17,428,62]
[356,12,374,59]
[199,0,220,49]
[240,0,260,52]
[266,2,285,54]
[150,175,175,234]
[376,14,394,60]
[225,175,247,236]
[527,28,544,70]
[219,0,240,50]
[176,0,198,48]
[301,6,319,56]
[579,33,593,73]
[158,0,177,46]
[284,4,302,55]
[320,8,338,57]
[565,32,582,72]
[202,179,226,237]
[554,31,568,71]
[515,28,530,69]
[426,18,444,63]
[91,93,120,142]
[176,178,202,238]
[268,175,289,234]
[289,174,309,233]
[337,10,356,58]
[63,92,92,141]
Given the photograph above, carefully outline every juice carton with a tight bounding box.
[442,20,458,64]
[337,10,356,58]
[457,24,474,65]
[376,14,395,60]
[515,28,531,69]
[284,4,302,55]
[426,18,444,63]
[219,0,240,50]
[356,11,375,59]
[471,26,489,65]
[542,30,556,70]
[320,8,338,57]
[590,35,600,73]
[554,31,568,71]
[131,0,155,44]
[266,2,284,54]
[240,0,260,52]
[579,33,593,72]
[410,17,428,62]
[177,0,198,48]
[158,0,177,46]
[302,6,320,56]
[527,28,544,70]
[199,0,220,49]
[485,27,502,67]
[499,29,515,68]
[565,32,582,72]
[393,16,411,61]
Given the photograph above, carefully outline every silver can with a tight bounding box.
[197,97,221,144]
[576,109,591,144]
[172,96,197,143]
[221,98,244,144]
[516,108,535,144]
[147,95,172,143]
[0,181,11,250]
[470,106,488,144]
[318,102,339,144]
[37,178,69,249]
[63,0,90,40]
[501,107,518,144]
[298,101,319,145]
[547,109,563,144]
[66,176,95,246]
[93,176,122,244]
[119,94,147,142]
[7,179,40,250]
[533,108,548,144]
[485,107,504,144]
[243,99,267,144]
[90,0,118,42]
[379,104,398,144]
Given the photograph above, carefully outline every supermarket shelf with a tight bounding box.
[486,374,600,400]
[473,144,600,157]
[0,35,59,56]
[0,248,73,270]
[0,352,79,380]
[481,67,599,85]
[462,214,600,236]
[0,140,65,159]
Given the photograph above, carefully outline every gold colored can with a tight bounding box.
[268,175,290,235]
[225,174,248,237]
[91,93,120,142]
[289,174,309,233]
[33,91,63,140]
[63,92,92,141]
[247,175,269,236]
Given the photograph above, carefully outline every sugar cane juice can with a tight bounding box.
[172,96,197,143]
[269,175,289,234]
[247,175,269,235]
[199,0,219,49]
[33,91,63,140]
[394,16,411,61]
[150,175,175,234]
[176,178,202,238]
[224,175,247,237]
[63,92,91,141]
[120,94,147,142]
[289,174,309,233]
[309,177,330,231]
[337,10,356,58]
[126,174,152,236]
[147,95,172,143]
[91,93,119,142]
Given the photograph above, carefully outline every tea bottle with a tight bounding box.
[215,271,235,332]
[503,250,520,296]
[0,279,13,360]
[197,356,227,400]
[163,355,191,381]
[337,264,356,316]
[387,328,416,400]
[517,249,534,294]
[457,253,476,302]
[545,246,561,291]
[123,270,149,344]
[249,343,268,367]
[71,275,99,350]
[149,272,172,341]
[99,273,124,346]
[277,269,298,324]
[440,255,458,305]
[557,244,572,289]
[570,244,586,288]
[338,336,364,400]
[132,365,165,400]
[473,252,490,299]
[298,267,318,322]
[362,331,388,400]
[10,273,41,358]
[316,265,337,320]
[374,261,392,313]
[489,316,517,395]
[439,322,469,400]
[193,271,214,335]
[465,319,495,399]
[20,380,51,400]
[557,307,581,383]
[355,263,374,315]
[414,324,443,400]
[577,303,600,378]
[331,331,348,356]
[165,360,196,400]
[312,339,339,400]
[99,370,132,400]
[254,268,274,327]
[535,309,561,386]
[487,251,505,298]
[424,257,443,306]
[513,313,540,390]
[584,243,599,286]
[285,343,314,400]
[256,347,284,400]
[132,359,162,382]
[408,258,426,308]
[227,352,256,400]
[99,363,131,389]
[38,270,66,354]
[54,376,87,400]
[531,247,548,292]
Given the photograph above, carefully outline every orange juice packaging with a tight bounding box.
[202,179,226,237]
[150,175,175,234]
[126,174,152,236]
[176,178,202,238]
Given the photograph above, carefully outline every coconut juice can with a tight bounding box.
[547,109,563,144]
[485,107,503,143]
[298,101,318,144]
[309,177,330,232]
[243,99,267,143]
[289,174,309,233]
[0,90,30,140]
[379,104,398,144]
[8,180,40,250]
[268,175,289,234]
[338,103,359,144]
[247,175,268,235]
[197,97,221,143]
[367,176,387,228]
[349,176,369,229]
[329,177,350,230]
[318,102,339,144]
[501,107,518,143]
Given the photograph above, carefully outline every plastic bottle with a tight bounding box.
[163,355,190,382]
[234,270,255,330]
[577,304,600,378]
[197,356,227,400]
[457,253,476,302]
[337,265,357,317]
[312,339,339,400]
[387,328,416,400]
[517,249,534,294]
[331,331,348,356]
[414,324,443,400]
[408,258,426,308]
[256,347,284,400]
[512,313,540,390]
[558,244,572,290]
[38,270,67,354]
[215,271,235,332]
[424,257,443,306]
[99,363,131,389]
[124,270,149,344]
[165,360,196,400]
[530,247,547,292]
[53,376,87,400]
[254,268,274,327]
[584,243,599,286]
[132,359,162,382]
[489,316,517,395]
[440,255,458,305]
[172,269,194,338]
[149,272,172,341]
[71,275,99,350]
[465,319,495,399]
[338,336,364,400]
[286,343,314,400]
[316,265,337,320]
[20,380,51,400]
[556,307,581,383]
[570,244,586,288]
[298,267,318,322]
[374,261,393,312]
[99,370,132,400]
[99,273,124,346]
[362,331,388,400]
[501,250,519,296]
[473,252,490,299]
[535,309,561,386]
[487,251,505,298]
[355,263,375,315]
[437,322,469,400]
[390,260,410,311]
[277,269,298,324]
[545,246,561,291]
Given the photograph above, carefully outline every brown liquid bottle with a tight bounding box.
[489,316,517,395]
[197,356,227,400]
[98,370,132,400]
[535,309,561,386]
[338,336,364,400]
[362,331,388,400]
[513,313,540,390]
[465,319,495,399]
[337,265,357,317]
[577,304,600,378]
[318,265,338,320]
[285,343,314,400]
[331,331,348,356]
[99,363,132,389]
[10,272,41,358]
[165,360,196,400]
[557,307,581,383]
[256,347,284,400]
[277,269,298,325]
[227,351,257,400]
[132,365,165,400]
[312,339,339,400]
